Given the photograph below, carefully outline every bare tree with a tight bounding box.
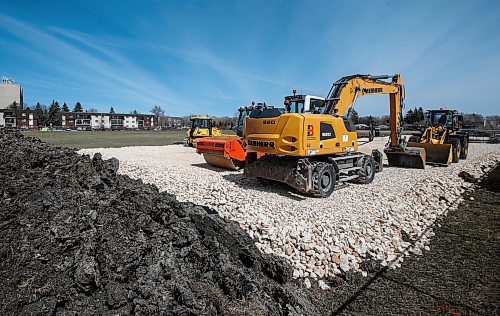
[150,105,164,116]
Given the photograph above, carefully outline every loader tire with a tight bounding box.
[356,155,376,184]
[448,138,461,163]
[311,162,336,198]
[460,138,468,159]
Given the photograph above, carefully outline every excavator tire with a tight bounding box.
[448,138,461,163]
[460,138,469,159]
[356,155,376,184]
[311,162,336,198]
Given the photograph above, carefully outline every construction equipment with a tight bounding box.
[243,74,425,197]
[184,116,221,147]
[195,104,272,170]
[407,109,469,165]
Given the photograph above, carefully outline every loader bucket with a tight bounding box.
[407,142,452,166]
[384,147,426,169]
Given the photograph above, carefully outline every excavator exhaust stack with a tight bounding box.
[407,142,452,166]
[384,147,426,169]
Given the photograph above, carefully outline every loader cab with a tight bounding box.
[284,94,326,114]
[427,110,461,130]
[191,117,214,129]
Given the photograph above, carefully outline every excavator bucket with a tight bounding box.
[407,142,452,166]
[384,147,426,169]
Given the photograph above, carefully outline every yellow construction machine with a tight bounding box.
[407,109,469,165]
[184,116,222,147]
[243,74,425,197]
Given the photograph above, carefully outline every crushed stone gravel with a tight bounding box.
[81,138,500,284]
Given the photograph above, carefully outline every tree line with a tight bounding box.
[347,106,499,129]
[8,101,500,130]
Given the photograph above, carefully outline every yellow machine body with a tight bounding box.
[245,114,358,157]
[243,74,426,197]
[407,126,452,165]
[406,108,469,165]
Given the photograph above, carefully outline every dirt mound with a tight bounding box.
[0,131,317,315]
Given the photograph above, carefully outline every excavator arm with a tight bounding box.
[323,74,404,149]
[322,74,425,168]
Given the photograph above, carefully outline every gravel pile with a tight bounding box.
[0,130,319,315]
[81,139,500,288]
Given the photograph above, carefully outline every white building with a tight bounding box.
[0,78,23,109]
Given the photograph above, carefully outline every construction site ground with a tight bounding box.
[2,130,499,315]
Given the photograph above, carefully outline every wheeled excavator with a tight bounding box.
[407,109,469,164]
[243,74,425,197]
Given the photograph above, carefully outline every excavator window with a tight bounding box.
[310,99,326,114]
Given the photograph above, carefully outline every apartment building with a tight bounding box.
[0,109,38,129]
[60,112,157,130]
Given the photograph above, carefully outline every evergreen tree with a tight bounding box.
[109,106,115,114]
[34,102,44,126]
[347,107,359,124]
[73,102,83,112]
[8,101,20,110]
[130,109,138,115]
[88,108,98,113]
[417,107,425,122]
[48,100,62,126]
[404,109,415,124]
[62,102,70,112]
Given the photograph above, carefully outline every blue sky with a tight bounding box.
[0,0,499,116]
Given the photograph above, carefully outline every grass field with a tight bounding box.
[21,130,237,149]
[21,129,411,149]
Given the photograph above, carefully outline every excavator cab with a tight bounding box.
[284,93,326,114]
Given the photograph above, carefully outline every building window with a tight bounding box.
[22,113,27,117]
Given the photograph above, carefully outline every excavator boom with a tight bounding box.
[323,74,425,168]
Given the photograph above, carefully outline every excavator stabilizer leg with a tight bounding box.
[384,147,426,169]
[407,142,452,165]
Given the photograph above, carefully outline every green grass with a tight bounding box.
[22,130,237,149]
[21,130,185,149]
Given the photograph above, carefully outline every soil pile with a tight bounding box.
[0,131,316,315]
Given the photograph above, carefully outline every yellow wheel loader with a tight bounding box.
[407,109,469,165]
[243,74,425,197]
[184,116,222,147]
